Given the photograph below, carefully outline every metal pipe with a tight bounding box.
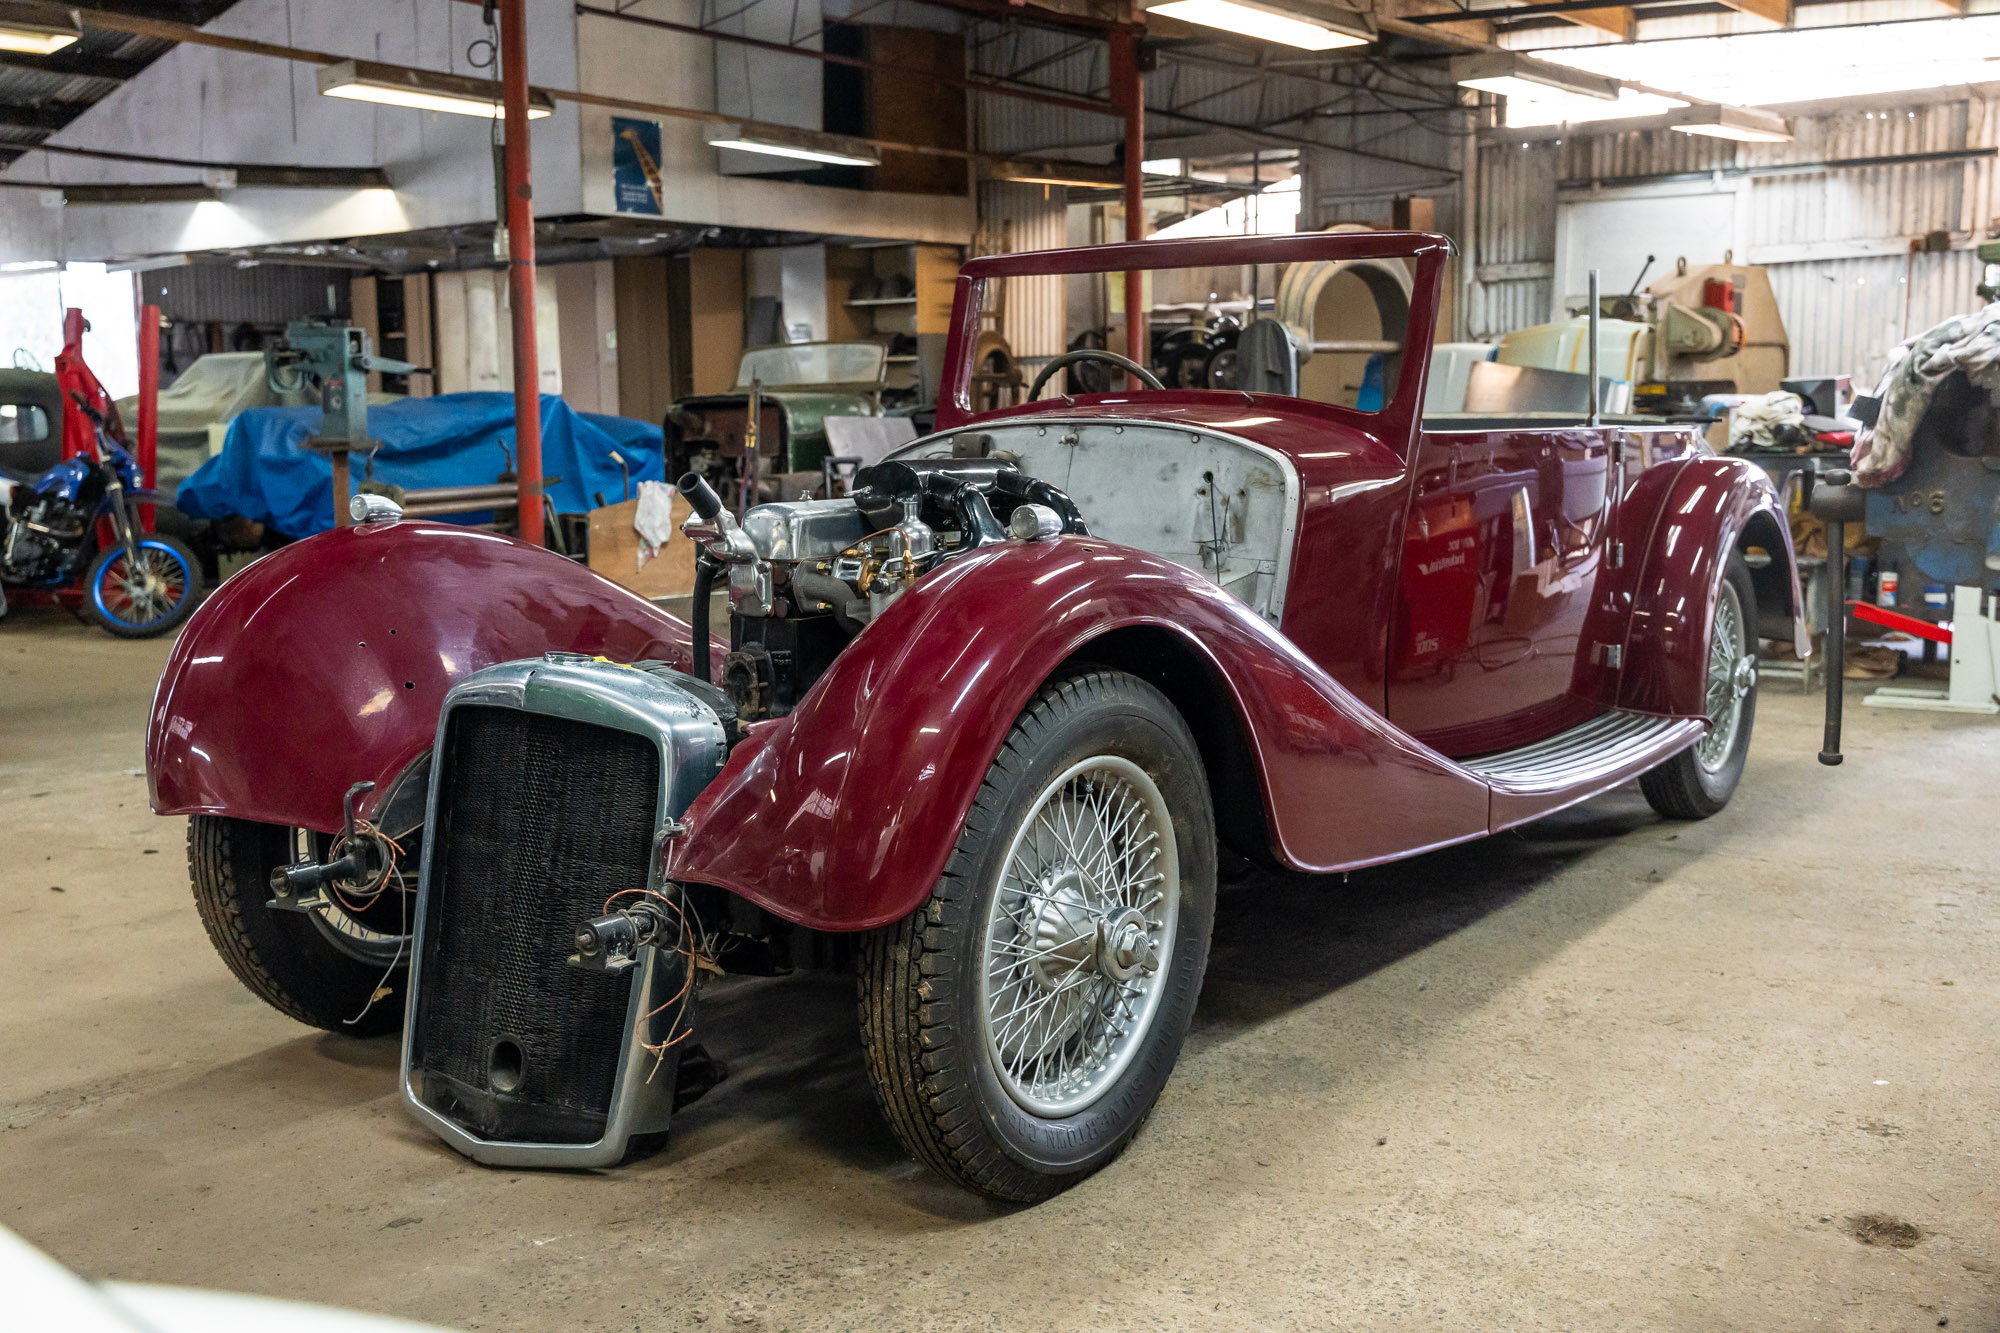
[398,504,519,521]
[400,483,524,505]
[1808,468,1866,765]
[1111,26,1146,373]
[1819,513,1847,764]
[1586,267,1600,428]
[573,3,1110,118]
[499,0,543,548]
[136,302,158,533]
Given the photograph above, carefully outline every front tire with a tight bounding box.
[859,670,1216,1202]
[187,816,408,1036]
[83,534,199,638]
[1641,553,1758,819]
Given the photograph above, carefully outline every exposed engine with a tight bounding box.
[0,490,90,583]
[679,447,1087,721]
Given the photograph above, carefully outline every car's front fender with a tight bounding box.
[670,536,1491,932]
[147,521,709,833]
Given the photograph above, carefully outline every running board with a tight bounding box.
[1460,710,1705,830]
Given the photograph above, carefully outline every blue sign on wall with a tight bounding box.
[612,117,663,216]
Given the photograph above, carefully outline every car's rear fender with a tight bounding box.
[146,521,710,833]
[1617,456,1806,718]
[670,536,1491,932]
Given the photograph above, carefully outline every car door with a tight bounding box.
[1386,426,1613,754]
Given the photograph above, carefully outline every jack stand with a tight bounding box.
[264,323,425,530]
[1863,586,2000,715]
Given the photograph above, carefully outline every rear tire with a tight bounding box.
[1641,553,1758,820]
[187,816,406,1035]
[858,670,1216,1202]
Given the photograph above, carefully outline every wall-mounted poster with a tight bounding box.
[612,116,664,216]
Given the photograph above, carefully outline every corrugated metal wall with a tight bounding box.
[968,33,1996,383]
[977,180,1067,362]
[1472,137,1559,338]
[969,26,1110,158]
[1473,89,1999,380]
[140,262,352,326]
[1769,249,1983,387]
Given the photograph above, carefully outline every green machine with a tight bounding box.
[1974,238,2000,303]
[265,323,424,524]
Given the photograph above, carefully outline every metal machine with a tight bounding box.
[1812,383,2000,758]
[1487,258,1791,417]
[264,323,424,524]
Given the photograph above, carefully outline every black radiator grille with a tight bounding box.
[414,706,661,1144]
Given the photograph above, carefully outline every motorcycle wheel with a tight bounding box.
[83,534,199,639]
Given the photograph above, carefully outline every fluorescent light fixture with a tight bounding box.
[1514,17,2000,110]
[316,59,553,120]
[1142,158,1185,176]
[106,254,192,274]
[1667,103,1792,142]
[1503,86,1688,128]
[989,157,1123,188]
[1144,0,1372,51]
[705,123,881,168]
[1452,51,1620,101]
[0,259,57,271]
[0,3,79,54]
[63,184,220,206]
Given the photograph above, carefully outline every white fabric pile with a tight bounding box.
[1726,390,1804,452]
[632,478,677,569]
[1852,303,2000,486]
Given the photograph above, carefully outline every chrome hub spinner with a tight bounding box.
[978,756,1182,1117]
[1732,653,1756,699]
[1099,906,1159,983]
[1027,868,1098,987]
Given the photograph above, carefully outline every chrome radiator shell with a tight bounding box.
[399,654,730,1168]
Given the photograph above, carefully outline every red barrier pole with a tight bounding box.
[499,0,543,546]
[137,304,159,533]
[1110,26,1146,370]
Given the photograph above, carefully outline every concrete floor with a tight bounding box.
[3,604,1998,1332]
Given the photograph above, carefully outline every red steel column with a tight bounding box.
[499,0,543,545]
[137,304,159,533]
[1110,25,1146,369]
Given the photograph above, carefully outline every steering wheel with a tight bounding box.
[1028,349,1165,401]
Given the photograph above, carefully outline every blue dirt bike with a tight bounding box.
[0,397,199,638]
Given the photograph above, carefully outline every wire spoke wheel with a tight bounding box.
[859,670,1216,1202]
[85,535,199,638]
[1695,578,1750,773]
[103,546,185,621]
[979,756,1180,1118]
[186,816,411,1036]
[1641,553,1758,820]
[291,828,413,967]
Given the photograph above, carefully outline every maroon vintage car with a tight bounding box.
[147,231,1805,1202]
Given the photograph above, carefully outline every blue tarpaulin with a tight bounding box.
[177,392,664,537]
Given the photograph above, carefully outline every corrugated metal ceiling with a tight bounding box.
[0,3,240,162]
